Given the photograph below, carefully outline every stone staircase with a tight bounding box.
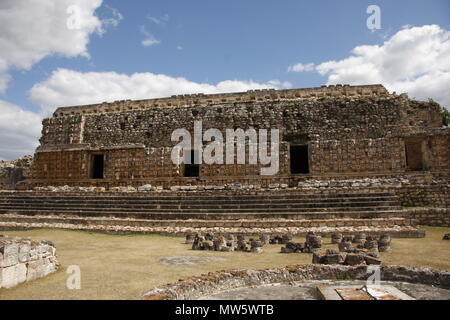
[0,190,423,237]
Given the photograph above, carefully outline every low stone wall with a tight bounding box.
[297,176,449,208]
[409,208,450,227]
[143,264,450,300]
[0,235,59,289]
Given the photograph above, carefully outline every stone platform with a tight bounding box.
[0,189,425,237]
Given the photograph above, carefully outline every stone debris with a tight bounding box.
[312,233,392,266]
[313,250,382,266]
[0,155,33,190]
[259,234,270,245]
[378,235,392,252]
[281,232,322,254]
[0,235,59,289]
[353,233,366,246]
[331,233,343,244]
[297,177,411,189]
[190,233,264,253]
[185,234,195,244]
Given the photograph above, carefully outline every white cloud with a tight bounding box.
[147,14,169,26]
[140,26,161,47]
[0,0,123,159]
[0,0,107,93]
[294,25,450,108]
[98,4,123,33]
[29,68,292,115]
[287,63,315,72]
[0,100,42,160]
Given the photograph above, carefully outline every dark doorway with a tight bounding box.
[184,150,200,177]
[91,154,104,179]
[290,145,309,174]
[405,142,423,171]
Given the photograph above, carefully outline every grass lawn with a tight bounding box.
[0,226,449,300]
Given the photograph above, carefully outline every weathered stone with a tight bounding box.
[344,253,366,266]
[0,242,19,267]
[250,247,263,253]
[338,241,353,252]
[324,254,344,265]
[18,243,31,263]
[185,234,195,244]
[331,233,343,244]
[259,234,270,245]
[378,235,391,252]
[364,255,382,265]
[202,240,214,251]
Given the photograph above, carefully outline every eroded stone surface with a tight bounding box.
[159,256,228,266]
[0,235,59,289]
[200,280,450,300]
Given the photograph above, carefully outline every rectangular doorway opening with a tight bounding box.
[405,142,423,171]
[184,150,200,177]
[91,154,104,179]
[290,145,309,174]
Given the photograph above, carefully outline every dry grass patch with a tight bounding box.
[0,226,448,300]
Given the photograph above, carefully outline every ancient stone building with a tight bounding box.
[30,84,449,188]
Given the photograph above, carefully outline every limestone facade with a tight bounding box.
[29,84,449,188]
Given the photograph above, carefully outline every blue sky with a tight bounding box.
[0,0,449,159]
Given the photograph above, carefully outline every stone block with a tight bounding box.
[19,243,31,262]
[0,242,19,267]
[250,247,263,253]
[26,260,39,282]
[324,254,344,265]
[15,263,27,284]
[1,265,17,288]
[344,253,366,266]
[364,255,382,265]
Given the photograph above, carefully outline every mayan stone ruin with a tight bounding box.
[29,84,449,187]
[0,84,448,239]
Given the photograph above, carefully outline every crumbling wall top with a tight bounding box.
[52,84,389,118]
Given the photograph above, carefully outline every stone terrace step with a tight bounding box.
[0,208,409,220]
[0,203,401,211]
[0,190,417,236]
[0,196,400,205]
[0,219,424,238]
[0,214,414,229]
[0,191,399,201]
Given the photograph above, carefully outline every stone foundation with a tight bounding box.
[143,265,450,300]
[0,235,59,289]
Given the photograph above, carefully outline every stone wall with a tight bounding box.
[0,156,33,189]
[30,84,449,188]
[53,84,389,117]
[143,264,450,300]
[0,235,59,289]
[409,208,450,227]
